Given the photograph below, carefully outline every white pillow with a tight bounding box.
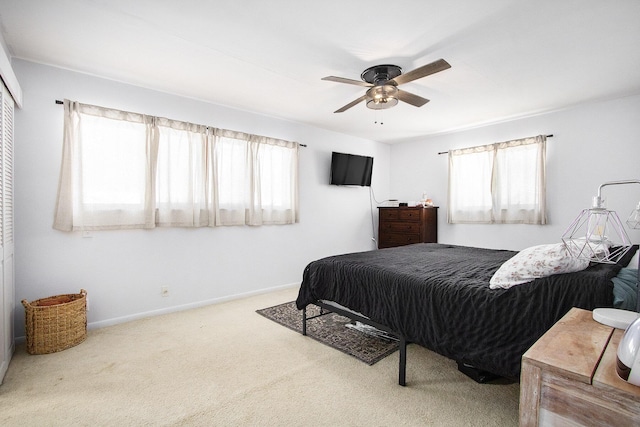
[489,243,590,289]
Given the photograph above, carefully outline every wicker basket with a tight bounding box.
[22,289,87,355]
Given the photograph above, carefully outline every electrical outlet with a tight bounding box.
[161,286,169,297]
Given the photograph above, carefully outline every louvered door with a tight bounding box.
[0,83,14,384]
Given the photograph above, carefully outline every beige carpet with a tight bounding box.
[0,287,520,426]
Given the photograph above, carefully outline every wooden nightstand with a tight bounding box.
[520,308,640,426]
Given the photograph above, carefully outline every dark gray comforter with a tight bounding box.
[296,243,634,378]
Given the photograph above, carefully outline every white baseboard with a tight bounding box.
[15,282,299,343]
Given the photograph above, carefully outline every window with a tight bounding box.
[211,131,299,226]
[447,135,546,224]
[53,100,299,231]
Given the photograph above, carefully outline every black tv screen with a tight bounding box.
[330,152,374,186]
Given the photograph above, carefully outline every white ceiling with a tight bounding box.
[1,0,640,144]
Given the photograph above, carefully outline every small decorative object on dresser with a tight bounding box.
[377,206,438,249]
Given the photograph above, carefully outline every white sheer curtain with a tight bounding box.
[448,135,546,224]
[492,136,546,223]
[447,144,494,223]
[54,100,299,231]
[155,118,209,227]
[54,101,156,231]
[211,130,249,226]
[247,136,299,225]
[211,130,299,226]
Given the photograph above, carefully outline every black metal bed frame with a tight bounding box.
[302,300,409,386]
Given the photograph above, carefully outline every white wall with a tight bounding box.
[14,58,640,339]
[390,94,640,250]
[13,60,390,337]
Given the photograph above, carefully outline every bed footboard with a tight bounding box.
[302,301,409,386]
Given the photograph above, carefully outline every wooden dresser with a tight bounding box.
[520,308,640,426]
[377,206,438,249]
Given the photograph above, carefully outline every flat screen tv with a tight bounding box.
[330,152,374,186]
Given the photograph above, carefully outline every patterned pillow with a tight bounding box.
[489,243,590,289]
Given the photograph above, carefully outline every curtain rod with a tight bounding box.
[54,99,307,147]
[437,134,553,155]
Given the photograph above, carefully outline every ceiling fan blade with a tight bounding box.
[334,95,367,113]
[391,59,451,86]
[322,76,372,87]
[396,90,430,107]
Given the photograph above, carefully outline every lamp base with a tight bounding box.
[593,308,640,330]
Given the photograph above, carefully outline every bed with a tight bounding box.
[295,243,637,385]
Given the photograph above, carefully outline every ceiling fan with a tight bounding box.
[322,58,451,113]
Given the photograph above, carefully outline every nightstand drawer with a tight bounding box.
[520,308,640,426]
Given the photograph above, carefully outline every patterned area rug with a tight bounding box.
[256,301,398,365]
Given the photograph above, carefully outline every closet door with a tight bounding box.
[0,83,14,384]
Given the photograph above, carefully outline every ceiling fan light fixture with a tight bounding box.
[324,59,450,113]
[366,85,398,110]
[366,97,398,110]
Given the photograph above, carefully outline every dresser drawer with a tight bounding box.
[379,209,400,221]
[379,232,422,248]
[380,222,421,233]
[398,209,422,221]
